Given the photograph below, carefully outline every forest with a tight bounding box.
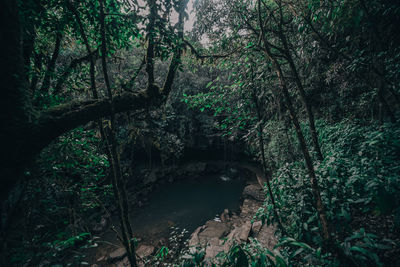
[0,0,399,266]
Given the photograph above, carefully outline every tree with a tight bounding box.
[0,0,186,201]
[190,0,398,263]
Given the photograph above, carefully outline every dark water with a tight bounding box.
[130,173,246,239]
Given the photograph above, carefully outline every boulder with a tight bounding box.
[238,221,252,241]
[240,198,262,219]
[226,221,252,243]
[108,247,127,262]
[203,221,252,263]
[251,221,263,234]
[116,257,130,267]
[136,244,155,258]
[186,177,278,266]
[254,224,278,250]
[204,237,225,260]
[189,225,203,249]
[242,184,264,201]
[189,220,231,250]
[220,209,230,222]
[198,221,230,243]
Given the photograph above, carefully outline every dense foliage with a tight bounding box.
[1,0,399,266]
[180,0,400,266]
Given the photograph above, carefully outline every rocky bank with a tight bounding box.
[187,180,277,266]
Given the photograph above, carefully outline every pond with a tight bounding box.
[82,168,251,264]
[129,171,246,241]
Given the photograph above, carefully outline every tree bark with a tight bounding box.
[0,0,33,260]
[284,51,323,160]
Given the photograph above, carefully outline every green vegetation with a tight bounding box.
[1,0,399,266]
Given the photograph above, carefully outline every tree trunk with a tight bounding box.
[271,55,331,243]
[0,0,186,212]
[99,0,137,265]
[145,0,157,94]
[275,0,323,160]
[284,52,323,160]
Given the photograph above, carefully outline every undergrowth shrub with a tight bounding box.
[254,119,400,266]
[7,127,113,266]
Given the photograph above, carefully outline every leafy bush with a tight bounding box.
[8,127,113,266]
[256,120,400,265]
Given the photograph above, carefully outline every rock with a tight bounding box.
[238,221,252,241]
[136,244,155,258]
[220,209,230,222]
[240,198,262,219]
[204,237,225,260]
[116,257,130,267]
[251,221,263,234]
[186,176,276,266]
[242,184,264,201]
[189,225,203,249]
[226,221,252,243]
[254,224,278,250]
[190,219,253,264]
[198,221,230,244]
[96,256,106,262]
[202,222,251,263]
[108,247,127,262]
[189,220,231,252]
